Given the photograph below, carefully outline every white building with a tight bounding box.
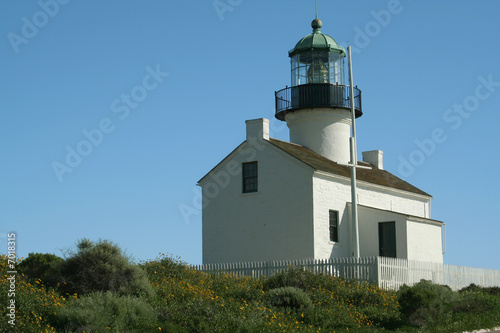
[199,19,444,265]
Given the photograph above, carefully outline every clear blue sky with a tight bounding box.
[1,1,499,270]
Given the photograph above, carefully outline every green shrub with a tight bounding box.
[207,272,264,302]
[265,286,313,310]
[450,291,497,314]
[58,238,154,297]
[397,279,457,327]
[56,291,158,332]
[460,283,500,297]
[484,286,500,297]
[142,253,192,281]
[263,266,323,291]
[18,252,63,287]
[302,306,371,330]
[430,288,500,332]
[0,254,65,332]
[459,283,483,294]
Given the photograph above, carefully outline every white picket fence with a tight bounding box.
[194,257,500,291]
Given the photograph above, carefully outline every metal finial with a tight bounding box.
[315,0,318,19]
[312,18,322,32]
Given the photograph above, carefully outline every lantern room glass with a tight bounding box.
[291,51,344,86]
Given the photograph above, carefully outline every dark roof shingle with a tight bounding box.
[268,138,431,197]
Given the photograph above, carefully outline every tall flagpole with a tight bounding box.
[348,46,360,258]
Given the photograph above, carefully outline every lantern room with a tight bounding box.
[290,18,346,86]
[275,19,362,121]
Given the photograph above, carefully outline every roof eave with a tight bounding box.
[197,141,247,185]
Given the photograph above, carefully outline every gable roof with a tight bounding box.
[198,141,246,185]
[268,138,431,197]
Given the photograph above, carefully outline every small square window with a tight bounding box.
[242,162,258,193]
[329,210,339,242]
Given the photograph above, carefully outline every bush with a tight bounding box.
[459,283,483,294]
[460,283,500,297]
[265,286,313,310]
[450,292,497,314]
[302,306,371,330]
[56,291,158,332]
[18,252,63,287]
[484,286,500,297]
[397,279,457,327]
[0,254,65,332]
[142,253,191,281]
[58,238,154,297]
[263,266,323,291]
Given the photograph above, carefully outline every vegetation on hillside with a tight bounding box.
[1,239,499,332]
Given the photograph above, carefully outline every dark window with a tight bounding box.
[329,210,339,242]
[242,162,258,193]
[379,222,397,258]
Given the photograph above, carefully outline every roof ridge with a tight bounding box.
[268,138,431,197]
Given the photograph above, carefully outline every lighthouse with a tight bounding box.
[275,18,362,164]
[199,18,444,265]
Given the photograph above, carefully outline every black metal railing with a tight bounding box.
[275,84,362,120]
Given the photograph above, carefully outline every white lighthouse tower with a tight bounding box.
[275,18,362,164]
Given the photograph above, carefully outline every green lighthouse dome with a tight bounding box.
[289,19,346,58]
